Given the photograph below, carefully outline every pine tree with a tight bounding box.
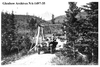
[29,18,37,30]
[62,2,81,60]
[63,2,98,63]
[64,2,80,44]
[52,14,55,24]
[82,2,98,63]
[1,11,16,56]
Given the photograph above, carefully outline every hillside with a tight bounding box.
[48,12,87,24]
[43,12,88,35]
[54,15,67,24]
[43,24,63,34]
[14,14,64,35]
[48,15,67,24]
[14,15,46,35]
[14,11,87,36]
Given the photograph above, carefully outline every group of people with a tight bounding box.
[32,34,67,54]
[42,35,66,53]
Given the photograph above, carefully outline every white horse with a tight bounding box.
[56,38,67,50]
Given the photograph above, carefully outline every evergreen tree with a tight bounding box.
[1,11,16,56]
[52,14,55,24]
[63,2,98,63]
[29,18,37,30]
[82,2,98,63]
[64,2,80,44]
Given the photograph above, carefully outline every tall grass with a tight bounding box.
[51,50,98,65]
[1,49,36,65]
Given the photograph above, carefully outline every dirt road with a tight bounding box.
[9,53,56,65]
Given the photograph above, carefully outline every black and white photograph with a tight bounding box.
[1,0,98,65]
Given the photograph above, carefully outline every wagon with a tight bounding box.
[37,40,58,54]
[36,41,52,54]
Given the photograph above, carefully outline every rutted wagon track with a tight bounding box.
[9,53,56,65]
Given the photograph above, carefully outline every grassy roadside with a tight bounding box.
[1,50,36,65]
[51,50,98,65]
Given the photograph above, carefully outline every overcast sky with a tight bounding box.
[1,0,91,20]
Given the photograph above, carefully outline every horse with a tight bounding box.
[56,38,67,50]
